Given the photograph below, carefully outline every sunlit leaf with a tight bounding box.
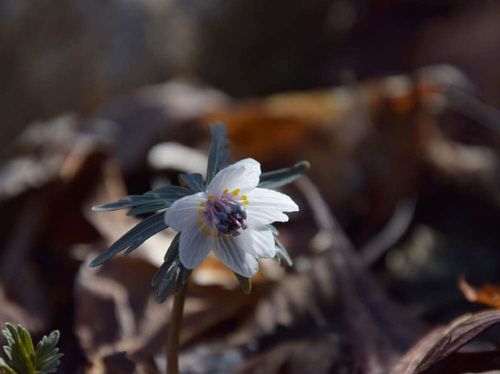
[34,330,63,374]
[0,358,16,374]
[0,324,62,374]
[90,212,167,267]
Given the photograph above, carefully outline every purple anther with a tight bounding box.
[204,194,248,236]
[217,211,228,221]
[217,224,229,233]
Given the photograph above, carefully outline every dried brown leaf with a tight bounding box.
[391,309,500,373]
[458,276,500,309]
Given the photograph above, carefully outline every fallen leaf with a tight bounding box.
[391,309,500,373]
[458,276,500,309]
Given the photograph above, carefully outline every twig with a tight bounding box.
[360,198,416,267]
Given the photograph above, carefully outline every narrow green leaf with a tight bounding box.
[92,195,164,211]
[34,331,60,368]
[206,123,230,184]
[258,160,310,189]
[18,327,35,359]
[0,358,15,374]
[2,324,34,374]
[274,239,293,267]
[36,353,63,373]
[164,234,180,262]
[146,185,191,199]
[93,185,191,212]
[267,225,292,267]
[126,202,167,216]
[267,224,279,236]
[90,212,167,267]
[2,348,10,362]
[1,324,62,374]
[152,234,182,302]
[34,329,62,374]
[179,173,205,192]
[151,234,180,287]
[154,259,180,303]
[2,325,14,355]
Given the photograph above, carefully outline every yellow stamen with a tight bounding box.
[197,209,204,215]
[197,219,204,225]
[231,188,240,196]
[202,227,212,236]
[241,195,248,200]
[198,201,206,207]
[243,201,250,206]
[207,195,215,201]
[223,189,228,194]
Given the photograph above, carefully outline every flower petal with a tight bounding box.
[237,228,276,258]
[245,188,299,228]
[213,235,259,277]
[179,225,213,269]
[164,192,207,231]
[207,158,261,196]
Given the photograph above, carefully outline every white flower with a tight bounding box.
[164,158,299,277]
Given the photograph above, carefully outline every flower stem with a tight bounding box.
[167,282,188,374]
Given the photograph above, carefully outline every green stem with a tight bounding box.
[167,282,188,374]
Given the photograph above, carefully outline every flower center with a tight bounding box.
[197,190,249,237]
[210,198,248,235]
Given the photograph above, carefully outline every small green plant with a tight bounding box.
[0,323,63,374]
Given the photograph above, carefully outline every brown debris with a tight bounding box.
[458,277,500,309]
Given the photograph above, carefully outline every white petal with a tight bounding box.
[207,158,261,196]
[245,188,299,227]
[179,225,213,269]
[236,228,276,258]
[213,235,259,277]
[164,192,206,231]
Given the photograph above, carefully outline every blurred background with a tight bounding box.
[1,0,500,372]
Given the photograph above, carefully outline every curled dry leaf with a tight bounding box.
[391,309,500,374]
[458,276,500,309]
